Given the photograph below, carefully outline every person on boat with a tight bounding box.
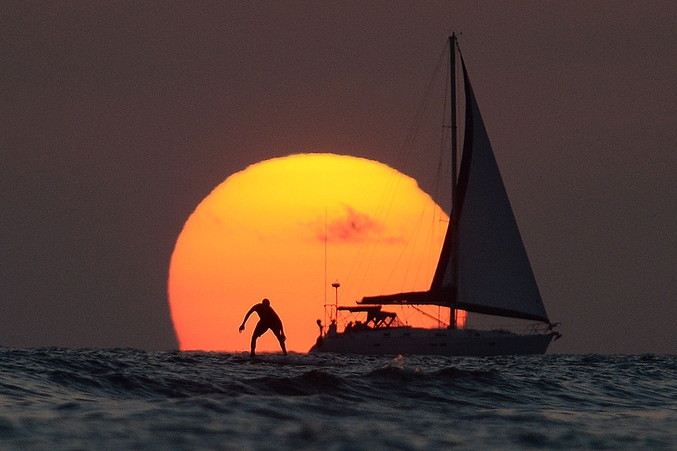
[315,319,324,347]
[238,298,287,357]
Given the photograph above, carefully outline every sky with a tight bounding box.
[1,1,676,354]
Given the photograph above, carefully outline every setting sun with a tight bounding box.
[168,153,451,352]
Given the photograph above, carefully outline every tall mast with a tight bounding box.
[450,34,458,199]
[449,34,459,328]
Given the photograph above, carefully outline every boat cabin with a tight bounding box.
[336,306,400,332]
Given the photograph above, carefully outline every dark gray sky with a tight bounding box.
[1,1,676,353]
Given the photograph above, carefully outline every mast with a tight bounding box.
[361,36,552,325]
[449,34,459,328]
[450,35,458,203]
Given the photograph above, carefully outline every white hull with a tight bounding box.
[309,327,555,357]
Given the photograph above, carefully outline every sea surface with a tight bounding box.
[0,349,675,450]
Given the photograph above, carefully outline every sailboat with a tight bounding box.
[310,35,561,356]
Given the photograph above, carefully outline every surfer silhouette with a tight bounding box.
[238,298,287,357]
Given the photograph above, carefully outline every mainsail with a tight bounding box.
[361,37,550,324]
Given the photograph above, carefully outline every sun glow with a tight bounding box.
[168,153,454,352]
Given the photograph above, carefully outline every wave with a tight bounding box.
[1,348,676,412]
[2,349,677,451]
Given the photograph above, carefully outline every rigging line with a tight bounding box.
[346,41,449,300]
[433,49,452,212]
[400,304,449,328]
[351,168,420,300]
[343,171,402,302]
[396,41,449,172]
[410,305,450,327]
[400,202,436,293]
[342,162,413,301]
[381,41,452,294]
[377,193,433,294]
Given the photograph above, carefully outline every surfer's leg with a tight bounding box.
[250,335,257,357]
[274,328,287,356]
[251,322,268,357]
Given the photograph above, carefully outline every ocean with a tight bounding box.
[0,349,675,450]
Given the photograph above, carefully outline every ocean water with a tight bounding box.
[0,349,675,450]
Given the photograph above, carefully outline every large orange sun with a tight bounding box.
[168,153,451,353]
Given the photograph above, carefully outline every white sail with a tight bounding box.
[451,59,548,322]
[361,41,549,324]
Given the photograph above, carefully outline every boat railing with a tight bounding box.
[523,322,560,335]
[321,306,404,334]
[465,321,555,335]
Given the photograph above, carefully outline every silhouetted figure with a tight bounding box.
[315,319,324,347]
[238,298,287,357]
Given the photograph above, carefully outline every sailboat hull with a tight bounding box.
[309,327,555,357]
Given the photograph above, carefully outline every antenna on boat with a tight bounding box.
[332,280,340,311]
[324,206,328,328]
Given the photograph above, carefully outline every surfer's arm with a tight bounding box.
[238,306,256,332]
